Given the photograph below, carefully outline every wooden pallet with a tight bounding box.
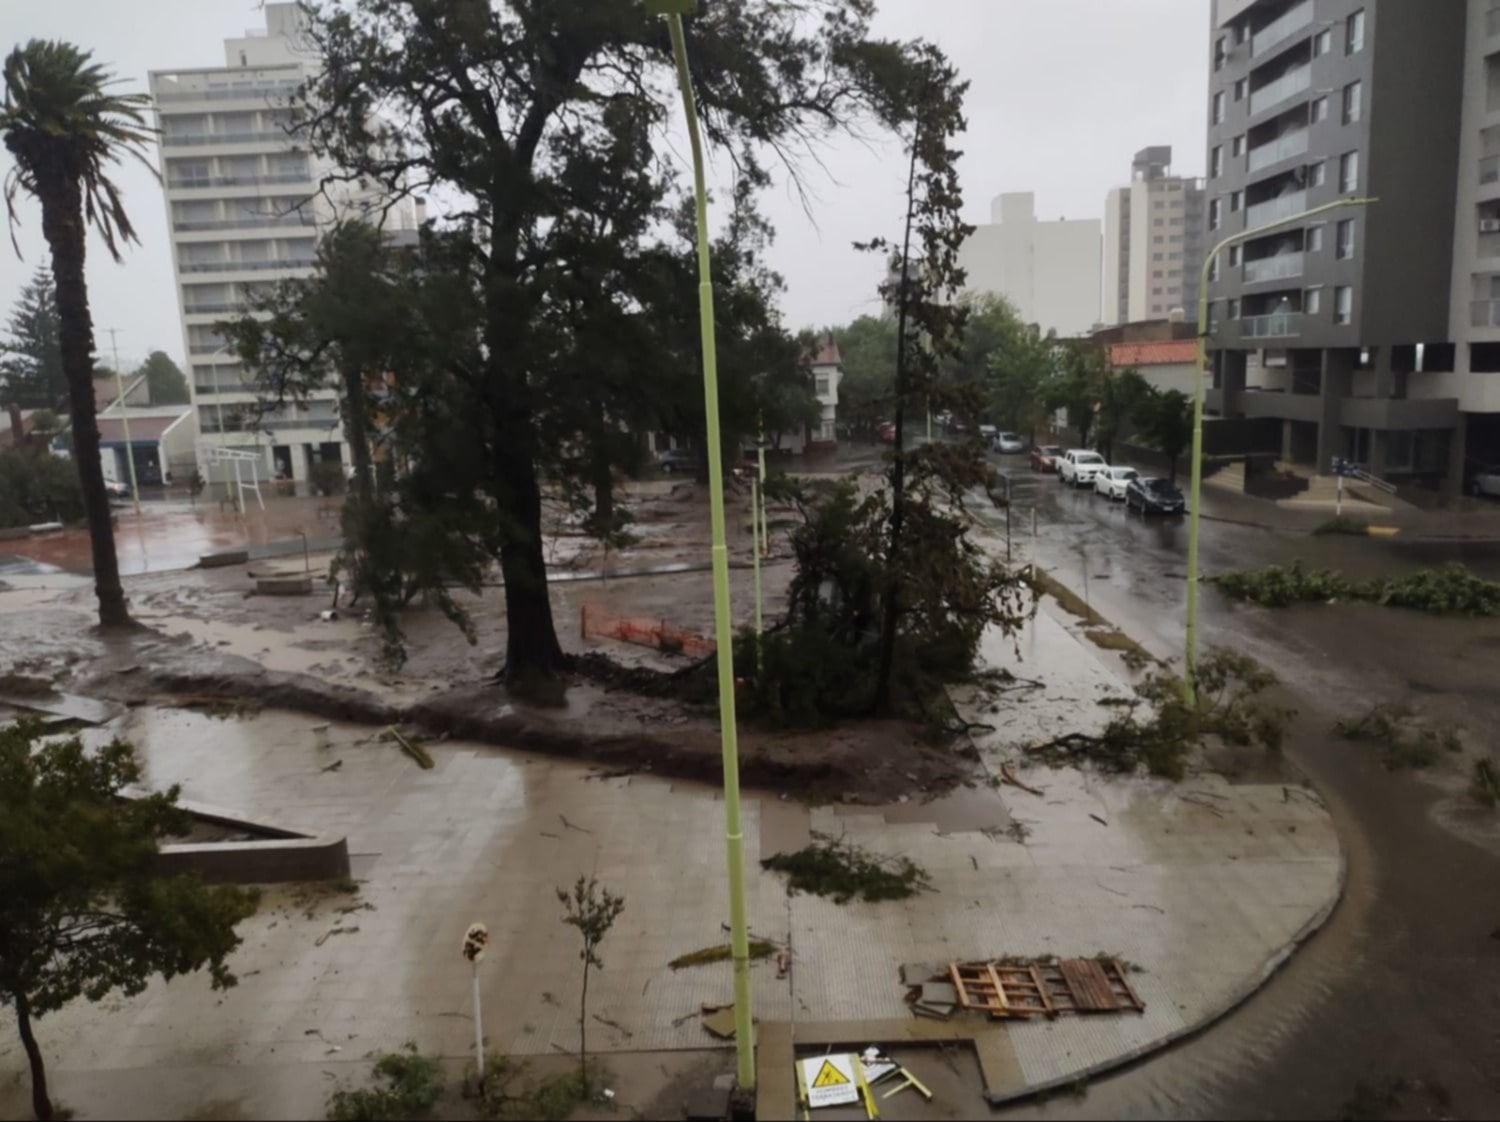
[950,958,1144,1020]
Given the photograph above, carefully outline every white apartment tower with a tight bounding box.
[150,4,353,491]
[957,192,1102,338]
[1103,146,1207,325]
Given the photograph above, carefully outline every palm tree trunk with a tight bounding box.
[37,170,130,627]
[16,995,53,1121]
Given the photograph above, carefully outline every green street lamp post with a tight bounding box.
[1183,195,1376,702]
[651,0,756,1090]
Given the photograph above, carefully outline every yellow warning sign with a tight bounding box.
[811,1059,851,1088]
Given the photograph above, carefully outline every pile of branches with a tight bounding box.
[761,833,932,904]
[1333,702,1462,770]
[1211,561,1500,616]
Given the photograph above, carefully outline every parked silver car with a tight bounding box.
[1473,465,1500,498]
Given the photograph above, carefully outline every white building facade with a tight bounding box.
[957,192,1102,338]
[1103,147,1207,325]
[150,4,363,494]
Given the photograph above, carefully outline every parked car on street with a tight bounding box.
[1058,449,1107,487]
[994,431,1025,454]
[1030,444,1064,472]
[1125,476,1186,515]
[978,424,998,444]
[1094,466,1139,500]
[1471,464,1500,498]
[103,479,129,499]
[877,420,897,443]
[656,448,697,474]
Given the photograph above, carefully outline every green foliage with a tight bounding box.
[472,1056,612,1122]
[1136,388,1194,483]
[0,268,64,410]
[829,315,898,438]
[0,445,83,527]
[761,834,931,903]
[1212,561,1500,616]
[1333,703,1463,771]
[667,940,779,970]
[1313,516,1371,536]
[326,1044,445,1121]
[0,722,258,1120]
[981,297,1058,440]
[557,876,624,1093]
[134,350,188,406]
[1094,367,1153,464]
[1471,760,1499,808]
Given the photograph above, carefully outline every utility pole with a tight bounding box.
[105,328,141,516]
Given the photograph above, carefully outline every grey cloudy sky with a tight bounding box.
[0,0,1208,369]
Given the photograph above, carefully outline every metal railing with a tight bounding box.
[1243,252,1305,284]
[1252,1,1314,57]
[173,216,315,232]
[1472,299,1500,327]
[1245,189,1308,228]
[1246,129,1309,174]
[155,83,301,104]
[1241,312,1302,338]
[184,304,243,315]
[1479,231,1500,259]
[167,173,309,190]
[179,259,316,274]
[1482,155,1500,185]
[163,130,294,147]
[1248,66,1311,116]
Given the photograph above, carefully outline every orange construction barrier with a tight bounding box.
[580,603,716,657]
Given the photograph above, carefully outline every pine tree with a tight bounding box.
[0,268,65,410]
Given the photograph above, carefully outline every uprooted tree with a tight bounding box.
[292,0,941,690]
[0,722,258,1121]
[740,46,1032,727]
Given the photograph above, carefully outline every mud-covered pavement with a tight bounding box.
[983,457,1500,1120]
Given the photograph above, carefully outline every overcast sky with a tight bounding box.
[0,0,1208,370]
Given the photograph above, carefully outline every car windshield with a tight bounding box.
[1076,453,1104,465]
[1043,446,1063,455]
[1112,468,1135,479]
[1146,479,1178,494]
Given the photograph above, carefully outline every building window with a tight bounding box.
[1153,269,1164,278]
[1230,190,1243,212]
[1305,287,1323,316]
[1312,96,1329,123]
[1234,77,1247,102]
[1335,285,1353,324]
[1214,36,1228,71]
[1212,91,1226,125]
[1232,134,1246,157]
[1309,161,1327,187]
[1343,81,1362,125]
[1307,225,1325,253]
[1229,244,1242,266]
[1229,298,1241,319]
[1154,234,1165,244]
[1208,302,1220,333]
[1347,9,1366,54]
[1211,145,1224,177]
[1314,28,1333,56]
[1340,150,1360,192]
[1336,218,1356,259]
[1154,217,1165,226]
[1152,286,1164,296]
[1209,197,1223,231]
[1209,255,1221,282]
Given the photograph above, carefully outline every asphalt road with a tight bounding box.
[981,455,1500,1121]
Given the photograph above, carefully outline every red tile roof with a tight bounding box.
[1108,340,1198,368]
[810,339,842,366]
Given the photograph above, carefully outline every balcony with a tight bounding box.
[183,303,243,315]
[179,258,316,274]
[1472,299,1500,327]
[162,130,294,148]
[1479,231,1500,259]
[173,216,316,232]
[1246,129,1309,174]
[1243,252,1305,284]
[155,82,301,104]
[1251,1,1314,57]
[1482,155,1500,186]
[1245,189,1308,228]
[1248,65,1311,116]
[1239,389,1323,423]
[1241,312,1302,338]
[167,173,310,191]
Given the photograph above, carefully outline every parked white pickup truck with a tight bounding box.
[1058,449,1107,488]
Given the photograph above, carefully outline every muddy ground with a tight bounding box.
[0,474,980,807]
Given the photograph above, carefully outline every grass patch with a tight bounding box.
[326,1044,444,1121]
[473,1058,613,1121]
[1024,568,1105,626]
[1338,1076,1450,1122]
[761,833,931,903]
[1471,759,1499,808]
[1332,703,1463,770]
[669,940,779,970]
[1212,561,1500,616]
[1085,627,1155,663]
[1313,516,1371,536]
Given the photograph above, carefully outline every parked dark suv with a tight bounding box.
[1125,476,1186,515]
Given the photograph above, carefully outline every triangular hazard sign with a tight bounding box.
[811,1059,850,1088]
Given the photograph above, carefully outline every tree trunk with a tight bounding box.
[342,367,375,518]
[496,444,568,686]
[578,961,590,1093]
[16,995,52,1121]
[36,171,130,628]
[591,402,613,524]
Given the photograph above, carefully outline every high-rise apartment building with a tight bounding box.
[150,3,395,492]
[1103,146,1207,325]
[958,192,1101,337]
[1203,0,1485,492]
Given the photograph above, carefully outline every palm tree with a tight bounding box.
[3,41,154,627]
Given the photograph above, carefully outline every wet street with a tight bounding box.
[986,460,1500,1120]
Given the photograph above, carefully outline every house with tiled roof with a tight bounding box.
[807,337,841,448]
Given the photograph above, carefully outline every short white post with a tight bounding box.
[1337,473,1344,518]
[462,922,490,1086]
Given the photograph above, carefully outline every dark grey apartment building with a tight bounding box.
[1202,0,1492,492]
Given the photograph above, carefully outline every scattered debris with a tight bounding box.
[319,759,344,774]
[668,940,779,971]
[1333,704,1462,771]
[591,1014,632,1039]
[315,925,359,947]
[1089,813,1108,827]
[700,1005,743,1040]
[775,949,791,979]
[558,814,592,834]
[384,726,434,769]
[910,980,959,1020]
[946,957,1144,1020]
[761,833,931,904]
[1000,763,1043,796]
[319,610,339,622]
